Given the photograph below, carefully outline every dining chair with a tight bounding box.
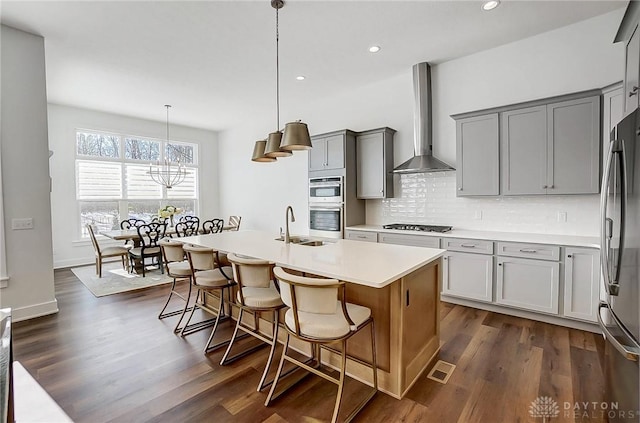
[202,219,224,234]
[128,222,166,277]
[86,224,130,278]
[119,218,145,247]
[120,218,145,230]
[174,220,199,237]
[265,267,378,423]
[159,238,193,332]
[219,253,285,392]
[181,244,235,353]
[226,215,242,231]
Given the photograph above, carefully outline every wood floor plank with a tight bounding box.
[9,269,607,423]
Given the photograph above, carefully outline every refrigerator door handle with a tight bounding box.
[598,302,640,362]
[600,141,617,295]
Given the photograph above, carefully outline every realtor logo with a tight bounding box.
[529,396,560,422]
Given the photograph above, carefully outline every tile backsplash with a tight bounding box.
[366,172,600,236]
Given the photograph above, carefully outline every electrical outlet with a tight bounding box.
[12,218,34,230]
[557,212,567,223]
[474,210,483,220]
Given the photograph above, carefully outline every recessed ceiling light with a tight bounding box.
[368,45,381,53]
[482,0,500,11]
[296,75,305,81]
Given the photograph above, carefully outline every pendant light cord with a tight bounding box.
[275,5,280,131]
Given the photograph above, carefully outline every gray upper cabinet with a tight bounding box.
[625,24,640,113]
[500,96,600,195]
[501,105,547,195]
[309,133,345,171]
[547,96,600,194]
[456,113,499,196]
[356,127,395,199]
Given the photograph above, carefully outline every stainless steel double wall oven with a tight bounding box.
[309,176,343,239]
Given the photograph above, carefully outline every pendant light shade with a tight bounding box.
[264,131,292,157]
[280,121,312,151]
[252,140,277,162]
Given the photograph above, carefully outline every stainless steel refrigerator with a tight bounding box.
[600,108,640,422]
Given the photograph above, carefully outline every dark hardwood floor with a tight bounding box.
[11,268,606,422]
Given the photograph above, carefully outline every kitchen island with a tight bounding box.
[180,230,445,399]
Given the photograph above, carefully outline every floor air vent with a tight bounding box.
[426,360,456,384]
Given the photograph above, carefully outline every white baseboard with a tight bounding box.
[10,299,59,322]
[441,295,601,333]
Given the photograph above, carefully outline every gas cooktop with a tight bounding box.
[382,223,452,233]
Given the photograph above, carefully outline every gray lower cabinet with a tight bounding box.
[501,96,600,195]
[563,247,600,322]
[496,256,560,314]
[456,113,499,196]
[356,128,395,199]
[442,238,493,303]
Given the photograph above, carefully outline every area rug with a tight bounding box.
[71,261,173,297]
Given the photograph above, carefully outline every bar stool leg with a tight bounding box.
[265,332,290,406]
[203,288,226,353]
[220,307,244,365]
[180,289,201,337]
[257,310,280,392]
[331,340,348,423]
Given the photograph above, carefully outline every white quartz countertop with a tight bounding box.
[346,225,600,249]
[179,230,445,288]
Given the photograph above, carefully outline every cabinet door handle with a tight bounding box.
[542,185,548,189]
[549,184,554,189]
[630,86,639,97]
[458,188,463,191]
[460,244,476,248]
[406,290,410,307]
[567,254,572,258]
[357,235,366,239]
[498,263,502,266]
[519,248,537,253]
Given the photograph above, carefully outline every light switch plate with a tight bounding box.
[557,212,567,223]
[474,210,483,220]
[12,218,34,230]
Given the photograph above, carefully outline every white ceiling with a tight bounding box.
[1,0,626,131]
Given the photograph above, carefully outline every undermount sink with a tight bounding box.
[274,236,331,246]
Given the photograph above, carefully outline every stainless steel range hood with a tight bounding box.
[393,62,455,174]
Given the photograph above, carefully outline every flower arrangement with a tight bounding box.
[158,205,183,219]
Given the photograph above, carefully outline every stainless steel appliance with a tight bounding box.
[309,204,343,239]
[309,176,343,203]
[599,109,640,422]
[383,223,452,233]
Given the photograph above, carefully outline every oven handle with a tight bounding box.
[309,207,342,212]
[598,302,640,361]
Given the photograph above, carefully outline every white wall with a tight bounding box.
[219,8,625,238]
[48,104,219,268]
[0,25,57,321]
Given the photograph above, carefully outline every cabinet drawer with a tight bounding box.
[378,232,440,248]
[442,238,493,254]
[344,230,377,243]
[496,242,560,261]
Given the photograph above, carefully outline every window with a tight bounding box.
[76,130,199,238]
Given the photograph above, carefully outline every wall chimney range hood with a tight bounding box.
[392,62,455,174]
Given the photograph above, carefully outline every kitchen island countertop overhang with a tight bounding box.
[178,230,445,288]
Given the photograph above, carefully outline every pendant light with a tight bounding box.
[252,139,276,162]
[149,105,187,188]
[253,0,312,162]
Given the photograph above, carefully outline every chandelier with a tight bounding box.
[149,104,187,189]
[252,0,312,162]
